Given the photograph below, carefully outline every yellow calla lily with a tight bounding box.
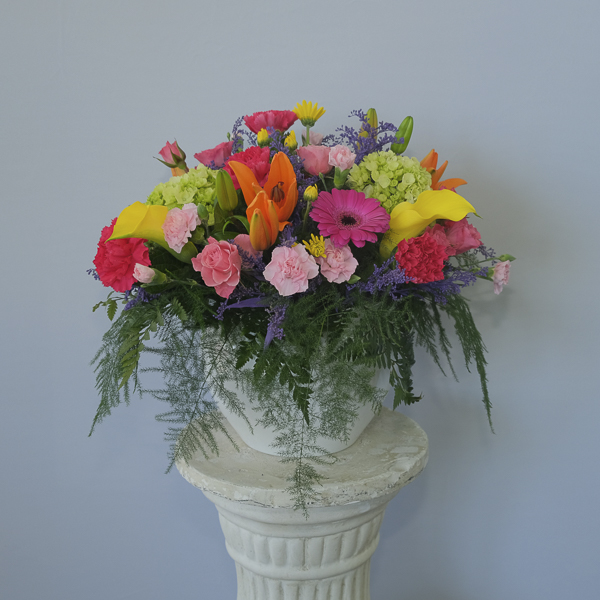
[380,189,477,258]
[108,201,197,263]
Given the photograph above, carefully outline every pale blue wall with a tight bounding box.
[1,1,599,598]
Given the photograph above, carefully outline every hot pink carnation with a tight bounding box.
[244,110,298,134]
[162,203,201,253]
[310,189,390,248]
[328,145,356,171]
[492,260,511,295]
[133,264,155,284]
[263,245,319,297]
[316,239,358,283]
[444,218,481,255]
[225,146,271,189]
[191,237,241,299]
[297,145,333,176]
[93,218,150,293]
[395,230,448,284]
[194,140,234,168]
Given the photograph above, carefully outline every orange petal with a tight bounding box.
[264,152,296,198]
[228,160,261,206]
[249,209,271,251]
[420,149,438,170]
[431,160,448,188]
[437,177,467,190]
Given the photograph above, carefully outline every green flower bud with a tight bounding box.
[391,116,414,155]
[333,167,350,189]
[196,203,209,221]
[215,169,238,212]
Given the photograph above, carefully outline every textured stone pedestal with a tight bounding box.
[177,408,428,600]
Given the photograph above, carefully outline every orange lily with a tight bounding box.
[248,191,280,250]
[228,151,298,230]
[420,149,467,191]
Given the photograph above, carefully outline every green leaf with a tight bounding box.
[107,299,118,321]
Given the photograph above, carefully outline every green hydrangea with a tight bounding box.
[347,151,432,212]
[146,165,217,224]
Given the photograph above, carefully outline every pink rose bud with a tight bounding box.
[133,264,156,284]
[492,260,511,294]
[328,145,356,171]
[297,145,333,177]
[302,131,324,146]
[159,141,183,165]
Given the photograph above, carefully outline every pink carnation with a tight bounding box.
[263,245,319,297]
[328,145,356,171]
[316,239,358,283]
[233,234,262,269]
[244,110,298,134]
[492,260,511,295]
[297,145,333,176]
[191,237,241,298]
[395,230,448,284]
[133,264,155,284]
[162,203,201,254]
[194,140,234,168]
[429,224,451,254]
[444,218,481,255]
[225,146,271,189]
[93,218,150,293]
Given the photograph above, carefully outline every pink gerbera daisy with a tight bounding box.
[309,189,390,248]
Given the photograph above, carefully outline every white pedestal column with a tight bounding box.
[177,408,428,600]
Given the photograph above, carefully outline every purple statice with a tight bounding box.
[87,268,100,281]
[409,267,478,304]
[477,244,497,261]
[278,225,297,248]
[349,258,411,299]
[215,283,268,321]
[264,303,287,349]
[124,285,160,311]
[232,244,266,274]
[334,110,402,164]
[230,115,256,151]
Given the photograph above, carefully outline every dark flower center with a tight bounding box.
[337,211,361,229]
[270,182,285,204]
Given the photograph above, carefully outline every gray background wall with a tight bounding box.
[1,1,599,598]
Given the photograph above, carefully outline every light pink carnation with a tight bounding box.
[316,239,358,283]
[492,260,511,295]
[444,218,481,255]
[191,237,241,298]
[133,264,155,284]
[297,145,333,176]
[233,234,262,269]
[328,145,356,171]
[162,203,201,253]
[263,245,319,296]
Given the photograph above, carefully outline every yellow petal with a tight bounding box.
[380,189,476,258]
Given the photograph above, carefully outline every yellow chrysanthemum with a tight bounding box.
[293,101,326,127]
[284,130,298,151]
[303,234,327,259]
[303,185,318,202]
[257,128,270,147]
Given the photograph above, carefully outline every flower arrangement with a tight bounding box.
[90,102,514,509]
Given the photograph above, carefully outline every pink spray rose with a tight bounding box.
[194,140,234,168]
[159,141,183,165]
[133,264,156,284]
[263,245,319,297]
[316,239,358,283]
[492,260,511,295]
[429,224,451,254]
[302,131,324,145]
[328,145,356,171]
[191,237,241,299]
[297,145,333,176]
[444,218,481,255]
[162,203,201,254]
